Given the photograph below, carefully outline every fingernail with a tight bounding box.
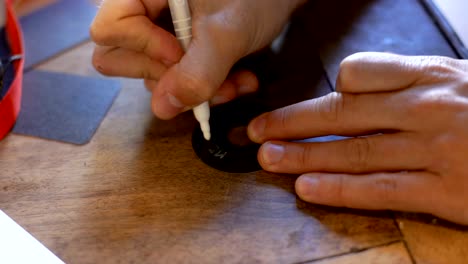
[211,95,230,105]
[167,93,185,109]
[181,106,192,112]
[296,175,320,199]
[238,85,254,94]
[262,142,284,165]
[249,114,266,142]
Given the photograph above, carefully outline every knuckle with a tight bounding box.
[173,69,212,103]
[275,107,292,131]
[374,175,399,208]
[405,96,432,116]
[319,92,346,122]
[340,52,368,70]
[415,56,460,82]
[418,56,451,72]
[90,21,112,46]
[346,137,372,172]
[298,145,313,170]
[429,134,457,172]
[139,59,161,80]
[338,53,366,87]
[204,13,249,55]
[407,90,452,115]
[335,174,348,207]
[135,32,150,54]
[407,89,461,118]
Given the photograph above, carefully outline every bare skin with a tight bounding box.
[91,2,468,225]
[90,0,305,119]
[248,52,468,225]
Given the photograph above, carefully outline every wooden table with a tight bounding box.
[1,1,467,263]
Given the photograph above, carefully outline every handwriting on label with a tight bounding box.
[209,145,228,160]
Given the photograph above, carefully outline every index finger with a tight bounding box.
[90,0,183,64]
[247,91,406,143]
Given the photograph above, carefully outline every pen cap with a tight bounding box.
[168,0,192,51]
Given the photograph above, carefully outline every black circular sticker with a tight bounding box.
[192,98,267,173]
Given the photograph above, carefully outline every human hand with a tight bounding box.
[90,0,305,119]
[248,52,468,225]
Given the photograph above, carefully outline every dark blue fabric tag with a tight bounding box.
[13,71,121,145]
[20,0,97,70]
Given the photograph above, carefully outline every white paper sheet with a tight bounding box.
[0,210,64,264]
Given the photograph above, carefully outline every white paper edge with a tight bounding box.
[0,210,65,264]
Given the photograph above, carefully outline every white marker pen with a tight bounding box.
[168,0,211,141]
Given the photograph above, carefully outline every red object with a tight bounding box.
[0,0,24,140]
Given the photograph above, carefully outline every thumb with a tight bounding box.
[151,35,241,120]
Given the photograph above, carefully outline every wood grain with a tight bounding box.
[1,1,467,263]
[310,242,413,264]
[0,39,403,263]
[397,216,468,264]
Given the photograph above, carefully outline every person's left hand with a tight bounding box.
[247,52,468,225]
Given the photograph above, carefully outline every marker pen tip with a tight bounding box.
[200,122,211,141]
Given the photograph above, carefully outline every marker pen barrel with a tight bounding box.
[168,0,211,141]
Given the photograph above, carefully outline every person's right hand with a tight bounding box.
[90,0,306,120]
